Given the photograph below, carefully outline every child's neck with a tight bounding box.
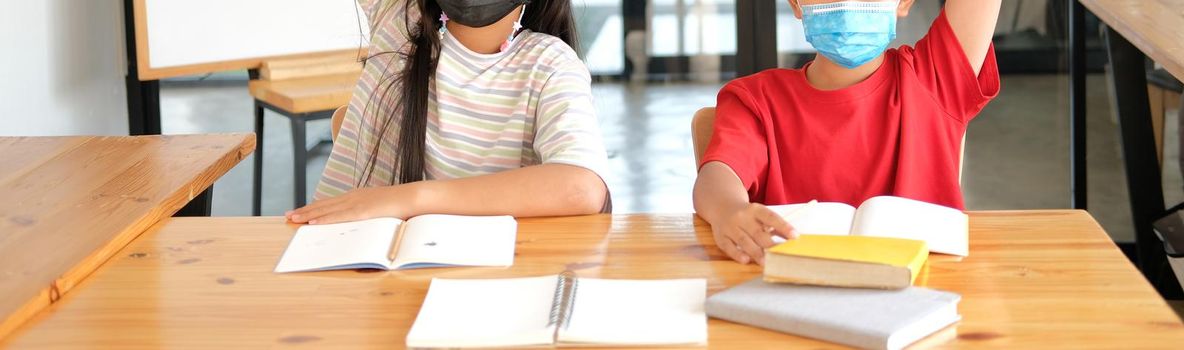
[804,54,885,91]
[446,7,523,55]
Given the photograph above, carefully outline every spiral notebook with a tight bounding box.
[406,272,708,348]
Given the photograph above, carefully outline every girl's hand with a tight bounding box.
[712,203,798,265]
[285,185,419,224]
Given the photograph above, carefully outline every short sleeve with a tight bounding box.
[533,57,611,183]
[358,0,382,22]
[906,10,1001,122]
[359,0,417,55]
[699,82,769,197]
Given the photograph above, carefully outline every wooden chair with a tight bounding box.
[248,53,361,215]
[691,107,966,183]
[691,107,716,166]
[331,106,348,142]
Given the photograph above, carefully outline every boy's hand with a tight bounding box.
[712,203,798,265]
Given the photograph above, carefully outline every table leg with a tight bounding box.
[123,0,161,136]
[174,188,213,217]
[252,102,265,216]
[1069,0,1087,209]
[1103,26,1181,298]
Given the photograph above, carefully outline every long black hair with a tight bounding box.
[357,0,580,186]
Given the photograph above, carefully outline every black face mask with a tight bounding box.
[437,0,530,28]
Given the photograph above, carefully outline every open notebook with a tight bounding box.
[771,196,969,256]
[407,273,708,348]
[273,215,516,273]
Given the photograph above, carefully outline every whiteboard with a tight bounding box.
[135,0,370,80]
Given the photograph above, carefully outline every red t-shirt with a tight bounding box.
[700,11,1000,210]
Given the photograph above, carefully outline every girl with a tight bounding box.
[287,0,609,224]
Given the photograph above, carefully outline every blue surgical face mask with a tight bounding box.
[801,1,898,69]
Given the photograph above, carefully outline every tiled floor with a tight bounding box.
[160,74,1184,243]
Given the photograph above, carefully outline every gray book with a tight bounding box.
[706,278,961,350]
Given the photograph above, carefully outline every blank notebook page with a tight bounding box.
[392,214,516,268]
[273,217,400,272]
[406,276,558,348]
[559,278,707,346]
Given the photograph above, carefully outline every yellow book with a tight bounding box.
[764,235,928,289]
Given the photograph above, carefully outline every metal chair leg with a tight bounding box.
[252,101,265,216]
[291,116,308,209]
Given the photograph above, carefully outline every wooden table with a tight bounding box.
[1077,0,1184,294]
[3,211,1183,348]
[0,134,255,339]
[1080,0,1184,81]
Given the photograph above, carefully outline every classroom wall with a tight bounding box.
[0,0,128,136]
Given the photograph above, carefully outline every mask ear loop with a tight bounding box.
[499,5,527,52]
[439,12,449,40]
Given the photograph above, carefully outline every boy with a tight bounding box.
[693,0,1002,265]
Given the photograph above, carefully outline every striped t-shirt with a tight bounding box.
[314,1,608,200]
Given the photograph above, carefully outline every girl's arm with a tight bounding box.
[944,0,1003,75]
[288,163,605,224]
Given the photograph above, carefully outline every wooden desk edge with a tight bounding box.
[1078,0,1184,81]
[0,133,256,339]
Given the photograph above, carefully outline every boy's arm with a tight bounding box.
[694,162,794,265]
[694,162,751,229]
[943,0,1002,75]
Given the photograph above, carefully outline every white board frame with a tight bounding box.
[133,0,370,80]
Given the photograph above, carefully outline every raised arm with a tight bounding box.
[943,0,1002,75]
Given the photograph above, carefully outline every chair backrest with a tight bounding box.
[691,106,966,184]
[691,107,716,166]
[331,105,348,141]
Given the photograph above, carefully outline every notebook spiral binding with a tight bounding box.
[548,270,580,339]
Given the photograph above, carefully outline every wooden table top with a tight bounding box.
[247,73,359,114]
[5,211,1184,348]
[0,134,255,339]
[1080,0,1184,81]
[3,211,1183,348]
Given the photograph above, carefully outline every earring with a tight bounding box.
[438,12,449,40]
